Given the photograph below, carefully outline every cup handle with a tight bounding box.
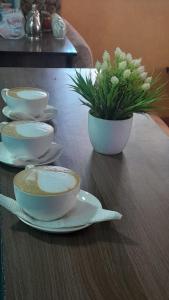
[0,122,8,133]
[1,88,9,104]
[44,107,57,114]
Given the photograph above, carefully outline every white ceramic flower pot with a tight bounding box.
[88,113,133,155]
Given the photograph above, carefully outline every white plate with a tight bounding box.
[18,190,102,233]
[0,142,62,168]
[2,105,56,122]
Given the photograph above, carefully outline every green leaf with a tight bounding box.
[68,59,166,120]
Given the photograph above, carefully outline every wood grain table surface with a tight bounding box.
[0,35,77,68]
[0,68,169,300]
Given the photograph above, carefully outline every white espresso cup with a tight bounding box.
[0,121,54,159]
[1,87,49,116]
[14,165,81,220]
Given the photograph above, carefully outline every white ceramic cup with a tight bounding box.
[13,166,81,221]
[0,121,54,159]
[1,87,49,116]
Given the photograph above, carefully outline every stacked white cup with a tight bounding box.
[0,87,82,223]
[0,86,58,162]
[1,87,49,117]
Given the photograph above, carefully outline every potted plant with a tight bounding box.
[70,48,165,155]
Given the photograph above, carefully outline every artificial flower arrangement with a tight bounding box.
[70,47,164,120]
[70,48,165,154]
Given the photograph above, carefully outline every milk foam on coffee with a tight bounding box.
[14,166,80,195]
[15,122,52,137]
[8,87,48,100]
[38,170,77,193]
[2,121,53,138]
[17,90,46,100]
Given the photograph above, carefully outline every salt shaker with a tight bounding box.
[51,13,66,39]
[25,4,41,40]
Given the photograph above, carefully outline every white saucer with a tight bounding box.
[2,105,57,122]
[0,142,62,168]
[18,190,102,233]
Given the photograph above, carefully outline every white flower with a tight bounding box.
[101,61,108,71]
[111,76,119,85]
[114,47,126,60]
[140,72,148,80]
[103,50,110,62]
[115,47,123,56]
[141,83,150,91]
[145,76,152,83]
[126,53,133,62]
[137,66,145,73]
[95,60,101,71]
[132,58,142,67]
[118,61,127,70]
[120,52,126,60]
[123,69,131,79]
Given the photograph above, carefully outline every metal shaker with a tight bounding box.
[25,4,42,40]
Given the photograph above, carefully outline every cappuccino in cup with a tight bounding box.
[1,87,48,116]
[0,121,54,159]
[14,166,81,220]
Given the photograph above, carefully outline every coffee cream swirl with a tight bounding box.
[2,121,53,138]
[14,166,80,196]
[7,87,48,101]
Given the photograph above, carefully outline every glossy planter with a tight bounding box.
[88,113,133,155]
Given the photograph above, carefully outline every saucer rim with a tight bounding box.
[18,190,102,233]
[19,217,90,233]
[2,105,56,121]
[0,141,59,168]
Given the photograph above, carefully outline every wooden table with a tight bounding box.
[0,34,77,68]
[0,68,169,300]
